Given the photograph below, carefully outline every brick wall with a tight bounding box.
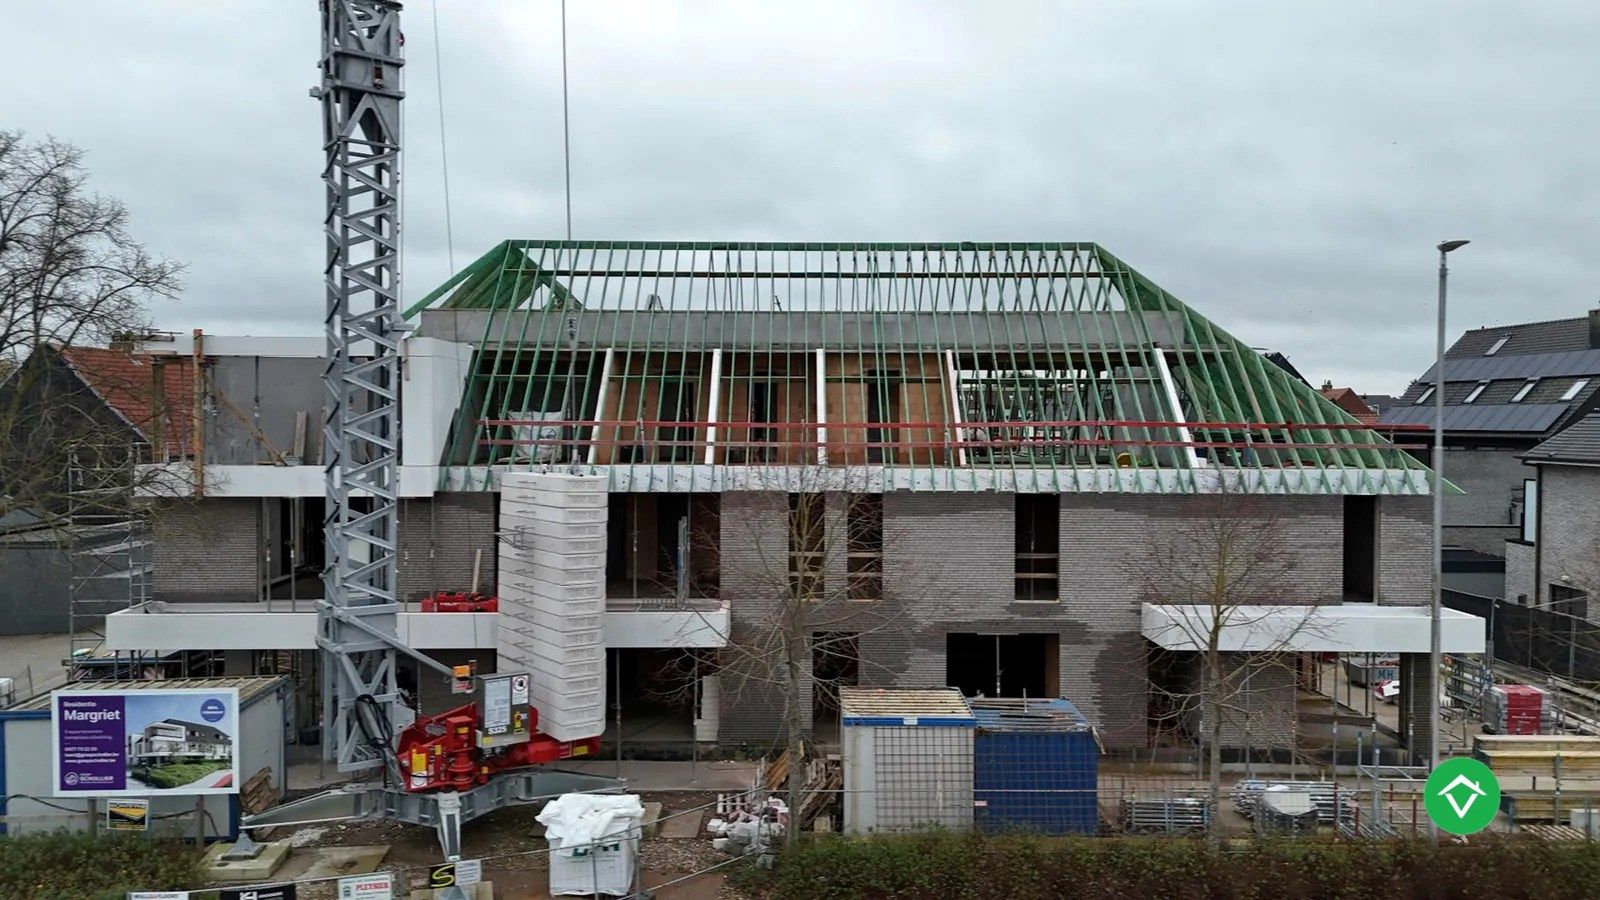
[1375,495,1432,606]
[1505,540,1536,603]
[1180,654,1298,749]
[1533,465,1600,612]
[1053,495,1341,746]
[712,490,1367,751]
[1398,652,1434,761]
[397,492,497,602]
[1442,449,1532,555]
[879,491,1014,691]
[717,491,808,746]
[154,498,260,602]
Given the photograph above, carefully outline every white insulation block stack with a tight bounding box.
[498,472,608,741]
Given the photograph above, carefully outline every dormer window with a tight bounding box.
[1484,336,1510,356]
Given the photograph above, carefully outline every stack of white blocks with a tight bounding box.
[497,472,608,742]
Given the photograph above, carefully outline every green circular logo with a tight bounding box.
[1424,757,1501,835]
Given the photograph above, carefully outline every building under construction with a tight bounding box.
[91,241,1484,757]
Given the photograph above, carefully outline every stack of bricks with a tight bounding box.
[496,472,608,742]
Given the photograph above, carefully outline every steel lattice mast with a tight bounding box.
[318,0,406,775]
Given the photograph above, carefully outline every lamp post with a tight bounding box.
[1430,239,1469,813]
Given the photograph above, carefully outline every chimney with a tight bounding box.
[1590,306,1600,349]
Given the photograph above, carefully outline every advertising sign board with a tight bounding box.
[53,687,241,797]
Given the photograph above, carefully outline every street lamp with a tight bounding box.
[1430,239,1468,807]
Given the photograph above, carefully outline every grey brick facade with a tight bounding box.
[397,492,497,602]
[717,491,809,746]
[1529,465,1600,611]
[1441,448,1530,555]
[1504,539,1536,603]
[713,491,1361,751]
[154,498,261,602]
[1376,496,1432,605]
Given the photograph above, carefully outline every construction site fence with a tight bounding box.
[95,778,1600,898]
[1446,589,1600,685]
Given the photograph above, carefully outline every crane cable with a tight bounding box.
[561,0,573,239]
[431,0,456,272]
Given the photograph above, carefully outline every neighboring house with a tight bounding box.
[1319,383,1379,424]
[128,718,232,762]
[1362,394,1401,417]
[101,242,1482,760]
[1263,351,1310,385]
[1507,412,1600,618]
[0,344,192,640]
[1380,310,1600,556]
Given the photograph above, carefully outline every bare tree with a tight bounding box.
[0,131,184,537]
[1134,491,1317,844]
[677,473,918,844]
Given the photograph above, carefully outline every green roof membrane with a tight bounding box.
[408,242,1432,493]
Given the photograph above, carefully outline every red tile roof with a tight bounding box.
[1319,386,1378,424]
[59,346,195,460]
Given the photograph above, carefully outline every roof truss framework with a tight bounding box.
[407,241,1429,494]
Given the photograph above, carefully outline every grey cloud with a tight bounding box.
[1,0,1595,395]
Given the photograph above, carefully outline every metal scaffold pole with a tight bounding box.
[316,0,407,775]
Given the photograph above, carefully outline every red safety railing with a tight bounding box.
[471,418,1429,454]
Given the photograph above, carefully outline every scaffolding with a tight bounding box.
[404,242,1433,494]
[66,447,153,678]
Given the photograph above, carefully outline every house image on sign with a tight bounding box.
[127,719,232,764]
[1436,773,1488,818]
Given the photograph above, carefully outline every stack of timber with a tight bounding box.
[239,768,279,816]
[760,749,843,829]
[1476,734,1600,821]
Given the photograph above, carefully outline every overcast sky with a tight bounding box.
[3,1,1596,394]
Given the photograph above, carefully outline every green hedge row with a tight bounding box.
[0,831,201,900]
[772,832,1600,899]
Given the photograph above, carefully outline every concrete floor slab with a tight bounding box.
[658,809,705,840]
[0,632,77,698]
[292,845,391,881]
[201,840,292,883]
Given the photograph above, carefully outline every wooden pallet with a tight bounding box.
[239,768,279,816]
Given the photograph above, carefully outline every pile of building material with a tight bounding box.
[1476,734,1600,821]
[1120,795,1211,834]
[707,797,786,856]
[496,473,608,742]
[1483,685,1554,735]
[1253,787,1319,835]
[1231,781,1346,825]
[760,749,842,830]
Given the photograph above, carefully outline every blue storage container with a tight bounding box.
[971,697,1099,834]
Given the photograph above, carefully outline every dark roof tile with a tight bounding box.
[1523,413,1600,465]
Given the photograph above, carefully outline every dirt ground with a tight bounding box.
[265,791,756,899]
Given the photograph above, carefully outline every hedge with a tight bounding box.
[772,832,1600,899]
[0,831,202,900]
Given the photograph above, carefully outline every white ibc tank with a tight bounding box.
[498,472,609,741]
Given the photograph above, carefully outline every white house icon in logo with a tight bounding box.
[1436,773,1488,818]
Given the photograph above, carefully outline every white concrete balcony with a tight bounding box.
[105,598,729,653]
[1140,602,1485,654]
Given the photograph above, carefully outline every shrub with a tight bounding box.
[0,831,202,900]
[773,833,1600,900]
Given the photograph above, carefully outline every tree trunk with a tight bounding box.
[1205,650,1224,850]
[784,633,805,848]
